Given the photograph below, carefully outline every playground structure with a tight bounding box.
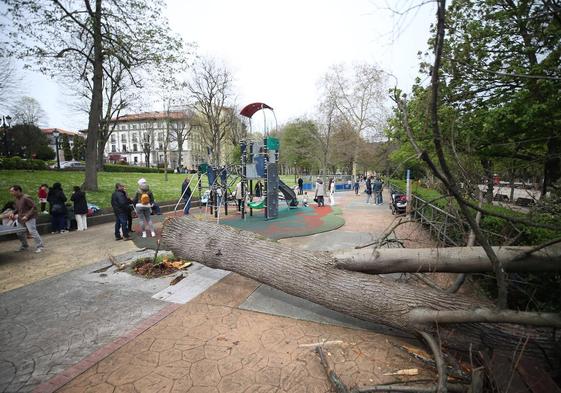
[174,102,298,221]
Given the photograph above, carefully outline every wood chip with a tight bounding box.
[383,368,419,376]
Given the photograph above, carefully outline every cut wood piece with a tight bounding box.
[160,217,560,364]
[334,245,561,273]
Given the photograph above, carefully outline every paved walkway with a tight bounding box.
[1,190,437,392]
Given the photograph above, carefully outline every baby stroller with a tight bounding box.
[390,192,407,215]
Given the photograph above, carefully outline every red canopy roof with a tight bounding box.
[240,102,273,118]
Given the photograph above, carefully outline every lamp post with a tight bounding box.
[53,129,61,170]
[2,115,12,157]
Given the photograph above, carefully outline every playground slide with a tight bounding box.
[278,180,299,207]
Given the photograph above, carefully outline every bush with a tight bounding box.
[35,145,56,161]
[0,156,47,170]
[102,164,164,173]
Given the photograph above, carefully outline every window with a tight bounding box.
[132,133,138,143]
[121,134,126,142]
[134,156,138,163]
[122,145,127,152]
[153,122,158,128]
[133,143,138,152]
[157,132,163,142]
[111,145,116,152]
[158,143,163,150]
[133,124,137,130]
[110,135,116,143]
[121,124,126,130]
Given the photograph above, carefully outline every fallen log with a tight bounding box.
[161,217,560,365]
[333,246,561,273]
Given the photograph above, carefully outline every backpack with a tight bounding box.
[140,192,150,205]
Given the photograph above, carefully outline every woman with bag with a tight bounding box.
[47,182,67,233]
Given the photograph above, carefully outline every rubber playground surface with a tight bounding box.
[219,204,345,240]
[129,204,344,250]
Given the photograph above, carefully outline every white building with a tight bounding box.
[105,111,202,169]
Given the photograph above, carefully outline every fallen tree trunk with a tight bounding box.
[333,246,561,273]
[161,217,560,365]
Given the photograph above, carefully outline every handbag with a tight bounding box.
[51,203,64,214]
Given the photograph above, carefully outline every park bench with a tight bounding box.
[0,224,27,238]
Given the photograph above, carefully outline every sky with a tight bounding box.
[11,0,436,131]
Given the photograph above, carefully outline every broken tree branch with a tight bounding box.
[333,245,561,273]
[408,308,561,328]
[419,331,447,393]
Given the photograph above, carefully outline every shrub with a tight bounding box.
[35,145,56,161]
[102,164,164,173]
[0,156,47,170]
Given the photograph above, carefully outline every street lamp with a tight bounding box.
[2,115,12,157]
[53,129,61,169]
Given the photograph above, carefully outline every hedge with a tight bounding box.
[389,179,560,246]
[102,164,165,173]
[0,156,47,170]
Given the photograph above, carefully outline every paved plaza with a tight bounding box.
[0,191,436,393]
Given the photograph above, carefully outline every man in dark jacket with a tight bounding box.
[365,176,373,204]
[297,177,304,195]
[111,183,131,240]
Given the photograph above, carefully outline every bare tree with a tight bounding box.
[169,107,197,169]
[9,96,47,126]
[187,57,234,167]
[322,63,388,176]
[0,57,20,109]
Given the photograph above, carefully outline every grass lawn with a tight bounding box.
[0,170,298,209]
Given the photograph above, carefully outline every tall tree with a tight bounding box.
[4,0,184,190]
[321,63,388,176]
[441,0,561,195]
[187,58,234,167]
[280,119,320,175]
[9,96,47,126]
[61,134,72,161]
[0,56,20,109]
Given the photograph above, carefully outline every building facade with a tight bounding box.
[105,111,201,169]
[41,128,84,161]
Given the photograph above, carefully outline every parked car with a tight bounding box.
[50,161,86,170]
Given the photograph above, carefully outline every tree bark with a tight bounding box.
[82,0,103,191]
[333,246,561,273]
[161,217,560,363]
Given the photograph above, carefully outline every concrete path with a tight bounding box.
[0,190,437,392]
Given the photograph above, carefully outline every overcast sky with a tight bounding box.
[12,0,436,131]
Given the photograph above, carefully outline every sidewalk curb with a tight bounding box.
[32,303,182,393]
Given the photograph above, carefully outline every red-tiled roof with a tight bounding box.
[41,128,83,137]
[113,111,190,122]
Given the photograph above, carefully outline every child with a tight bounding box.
[302,192,309,207]
[133,180,155,238]
[38,184,49,213]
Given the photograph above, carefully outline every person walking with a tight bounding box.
[133,181,156,238]
[70,186,88,230]
[365,175,373,204]
[111,183,132,240]
[373,177,384,205]
[297,177,304,195]
[9,185,44,253]
[329,178,336,205]
[181,177,193,215]
[37,184,48,214]
[234,181,243,212]
[314,178,325,207]
[47,182,68,233]
[353,178,360,195]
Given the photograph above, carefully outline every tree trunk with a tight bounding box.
[97,138,106,171]
[333,246,561,273]
[161,217,560,363]
[82,0,103,191]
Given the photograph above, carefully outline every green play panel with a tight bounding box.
[220,205,345,240]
